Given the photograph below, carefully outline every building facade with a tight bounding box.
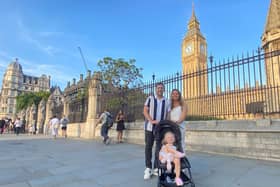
[0,59,50,118]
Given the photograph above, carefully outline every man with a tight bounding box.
[0,117,5,134]
[96,109,112,145]
[14,117,22,136]
[60,115,69,138]
[143,82,169,180]
[21,118,26,133]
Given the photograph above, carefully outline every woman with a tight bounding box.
[49,115,59,139]
[115,110,125,143]
[169,89,187,152]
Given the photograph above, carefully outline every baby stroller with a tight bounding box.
[155,120,195,187]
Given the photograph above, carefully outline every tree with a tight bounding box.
[97,57,143,88]
[16,91,50,112]
[97,57,143,116]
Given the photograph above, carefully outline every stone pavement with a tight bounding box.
[0,134,280,187]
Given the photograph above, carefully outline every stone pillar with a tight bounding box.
[45,99,53,124]
[83,72,102,139]
[29,104,37,132]
[63,97,70,118]
[37,99,46,133]
[25,107,31,127]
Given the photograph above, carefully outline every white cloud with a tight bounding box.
[0,52,71,88]
[18,58,72,87]
[16,19,60,56]
[38,31,64,37]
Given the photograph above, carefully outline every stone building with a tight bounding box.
[63,70,91,123]
[0,59,50,119]
[182,0,280,118]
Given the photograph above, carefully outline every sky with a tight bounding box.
[0,0,270,89]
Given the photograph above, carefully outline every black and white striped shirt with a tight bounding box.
[144,95,169,131]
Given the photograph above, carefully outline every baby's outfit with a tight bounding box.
[159,145,185,171]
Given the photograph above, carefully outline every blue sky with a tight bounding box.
[0,0,270,89]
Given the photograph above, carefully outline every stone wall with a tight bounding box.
[62,119,280,162]
[185,120,280,162]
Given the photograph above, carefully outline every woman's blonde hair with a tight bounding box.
[170,89,184,110]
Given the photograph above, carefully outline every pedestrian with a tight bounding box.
[14,117,22,136]
[143,82,169,180]
[60,115,69,138]
[168,89,187,152]
[0,117,5,134]
[115,110,125,143]
[49,115,60,139]
[29,120,36,135]
[21,118,26,133]
[96,109,113,145]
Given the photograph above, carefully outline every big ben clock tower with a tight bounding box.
[182,5,208,99]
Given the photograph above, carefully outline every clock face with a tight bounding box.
[185,44,192,55]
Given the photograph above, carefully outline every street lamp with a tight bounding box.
[152,73,155,96]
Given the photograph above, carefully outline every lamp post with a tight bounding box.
[209,55,214,116]
[152,73,155,96]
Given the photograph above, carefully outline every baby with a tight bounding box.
[159,131,185,186]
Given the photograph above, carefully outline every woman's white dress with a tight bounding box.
[170,106,186,152]
[50,118,59,136]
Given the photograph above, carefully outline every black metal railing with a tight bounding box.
[68,98,88,123]
[99,47,280,120]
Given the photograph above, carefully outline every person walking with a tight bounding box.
[60,115,69,138]
[21,118,26,133]
[96,109,113,145]
[143,82,169,180]
[169,89,187,152]
[49,115,60,139]
[14,117,22,136]
[115,110,125,143]
[0,117,5,134]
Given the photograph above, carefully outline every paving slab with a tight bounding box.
[0,134,280,187]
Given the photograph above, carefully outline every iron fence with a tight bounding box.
[68,98,88,122]
[100,47,280,120]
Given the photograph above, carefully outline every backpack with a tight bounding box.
[61,118,68,126]
[105,113,114,128]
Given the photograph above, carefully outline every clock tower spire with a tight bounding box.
[182,3,208,99]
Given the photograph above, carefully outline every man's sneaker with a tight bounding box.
[153,168,159,176]
[105,137,110,145]
[144,168,152,180]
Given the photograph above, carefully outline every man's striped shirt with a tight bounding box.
[144,95,169,131]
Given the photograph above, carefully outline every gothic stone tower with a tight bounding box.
[182,6,207,99]
[0,59,23,118]
[262,0,280,114]
[262,0,280,87]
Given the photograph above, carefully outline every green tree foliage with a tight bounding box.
[16,91,50,112]
[97,57,144,118]
[97,57,143,88]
